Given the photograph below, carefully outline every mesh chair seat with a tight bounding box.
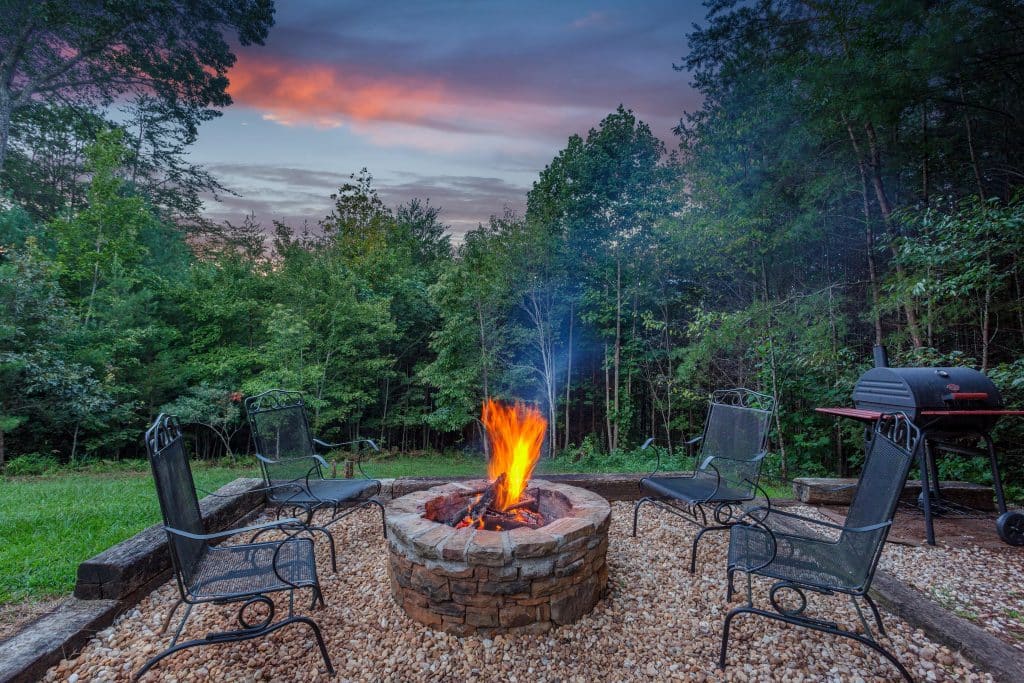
[728,524,869,593]
[270,477,379,507]
[641,473,751,504]
[188,538,319,599]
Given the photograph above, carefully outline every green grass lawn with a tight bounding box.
[0,463,252,605]
[0,451,793,606]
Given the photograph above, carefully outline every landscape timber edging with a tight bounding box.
[793,477,996,510]
[870,571,1024,683]
[0,477,265,683]
[0,598,118,683]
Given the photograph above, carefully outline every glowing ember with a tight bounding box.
[482,398,546,511]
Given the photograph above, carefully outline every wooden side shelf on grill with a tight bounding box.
[815,407,883,421]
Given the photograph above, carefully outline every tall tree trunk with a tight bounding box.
[1014,259,1024,346]
[863,121,923,348]
[662,302,674,455]
[961,86,986,200]
[846,120,884,345]
[611,256,622,451]
[70,422,80,462]
[0,91,11,173]
[921,106,930,204]
[604,341,612,450]
[761,258,787,479]
[380,375,389,444]
[524,291,557,456]
[981,284,992,371]
[477,302,489,400]
[563,302,573,450]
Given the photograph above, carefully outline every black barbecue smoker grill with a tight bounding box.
[818,360,1024,546]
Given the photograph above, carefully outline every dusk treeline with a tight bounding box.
[2,1,1024,491]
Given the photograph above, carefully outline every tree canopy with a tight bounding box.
[2,0,1024,494]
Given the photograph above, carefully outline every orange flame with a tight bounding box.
[482,399,546,511]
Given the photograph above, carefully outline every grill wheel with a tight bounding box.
[996,511,1024,546]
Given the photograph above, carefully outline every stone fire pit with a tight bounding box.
[385,480,610,636]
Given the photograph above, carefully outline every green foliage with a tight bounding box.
[3,453,60,476]
[4,0,1024,502]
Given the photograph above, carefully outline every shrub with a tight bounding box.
[4,453,60,476]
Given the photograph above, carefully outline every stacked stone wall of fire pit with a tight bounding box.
[385,480,610,637]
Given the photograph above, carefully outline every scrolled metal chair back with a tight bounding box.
[245,389,322,484]
[700,389,775,493]
[846,413,920,530]
[840,412,920,589]
[145,414,206,588]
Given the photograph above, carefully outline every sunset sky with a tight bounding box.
[192,1,705,237]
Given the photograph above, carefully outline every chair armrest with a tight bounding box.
[165,518,302,542]
[312,437,380,451]
[703,450,768,464]
[750,506,893,534]
[255,453,328,475]
[313,438,380,480]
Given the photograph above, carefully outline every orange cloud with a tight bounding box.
[225,53,596,155]
[227,54,449,130]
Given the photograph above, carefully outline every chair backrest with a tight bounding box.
[846,412,920,529]
[840,412,920,589]
[245,389,322,485]
[698,388,775,494]
[145,414,206,590]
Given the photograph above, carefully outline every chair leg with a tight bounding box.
[370,498,387,539]
[308,525,338,572]
[718,605,745,669]
[690,525,729,573]
[632,497,652,537]
[158,599,184,636]
[134,615,336,681]
[717,605,913,682]
[726,568,735,602]
[168,603,193,646]
[310,584,327,610]
[324,498,388,540]
[862,593,889,640]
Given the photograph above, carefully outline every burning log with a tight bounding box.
[449,474,506,527]
[481,512,540,530]
[504,494,537,512]
[447,475,548,530]
[467,473,504,521]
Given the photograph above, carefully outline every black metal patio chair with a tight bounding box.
[136,414,334,681]
[245,389,386,564]
[632,388,775,572]
[720,412,921,682]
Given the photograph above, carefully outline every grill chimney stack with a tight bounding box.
[873,344,889,368]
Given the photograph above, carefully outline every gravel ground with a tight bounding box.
[879,541,1024,651]
[46,502,994,682]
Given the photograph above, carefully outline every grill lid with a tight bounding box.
[853,367,1003,425]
